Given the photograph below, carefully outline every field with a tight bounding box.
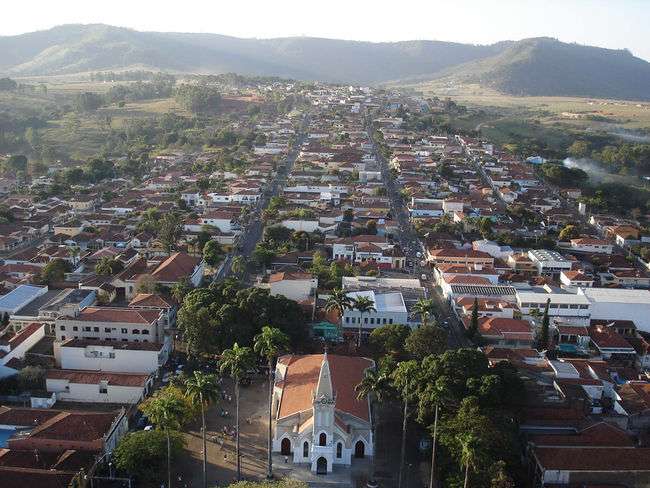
[402,81,650,146]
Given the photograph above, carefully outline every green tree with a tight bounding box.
[220,343,256,480]
[185,371,220,488]
[254,326,290,479]
[405,325,447,360]
[95,256,123,276]
[568,140,591,159]
[369,324,410,359]
[352,296,376,348]
[139,386,194,488]
[356,367,393,486]
[5,154,28,173]
[113,430,184,482]
[41,258,72,285]
[324,288,353,328]
[558,224,580,241]
[412,298,436,328]
[158,212,183,254]
[74,92,103,112]
[231,255,246,277]
[171,278,192,304]
[391,360,420,488]
[253,243,276,272]
[203,239,224,267]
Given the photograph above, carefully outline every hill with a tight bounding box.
[427,38,650,100]
[1,25,649,100]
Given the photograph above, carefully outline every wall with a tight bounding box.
[58,345,163,373]
[47,379,146,404]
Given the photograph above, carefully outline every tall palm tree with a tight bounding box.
[390,360,419,488]
[185,371,220,488]
[253,326,290,480]
[67,246,80,267]
[412,298,436,328]
[220,343,256,480]
[352,296,376,348]
[324,288,353,329]
[141,393,186,488]
[231,255,246,277]
[460,433,480,488]
[356,368,392,487]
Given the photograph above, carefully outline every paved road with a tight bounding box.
[215,114,310,281]
[366,116,471,348]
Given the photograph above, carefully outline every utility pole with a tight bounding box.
[429,403,439,488]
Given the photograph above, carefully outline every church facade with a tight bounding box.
[272,353,375,474]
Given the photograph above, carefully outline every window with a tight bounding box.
[383,318,387,324]
[60,325,66,331]
[104,328,111,333]
[345,317,350,324]
[336,443,342,458]
[133,329,140,335]
[389,319,393,324]
[303,441,309,458]
[142,330,149,335]
[61,335,66,340]
[370,318,375,325]
[121,328,128,334]
[364,317,368,324]
[319,433,327,446]
[83,326,91,332]
[73,326,78,331]
[93,327,99,332]
[99,384,108,394]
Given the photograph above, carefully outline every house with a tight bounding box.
[55,339,170,374]
[46,369,152,404]
[341,290,410,338]
[268,272,317,302]
[0,406,128,453]
[272,354,374,473]
[559,270,594,289]
[469,317,534,349]
[454,297,517,319]
[527,249,572,276]
[614,382,650,430]
[0,323,46,377]
[426,248,494,267]
[55,307,165,343]
[580,287,650,332]
[472,239,514,259]
[588,324,636,360]
[569,237,613,255]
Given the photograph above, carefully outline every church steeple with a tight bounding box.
[315,352,334,400]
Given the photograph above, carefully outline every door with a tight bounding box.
[316,456,327,474]
[281,438,291,455]
[355,440,365,458]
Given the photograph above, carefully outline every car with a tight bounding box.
[144,425,154,431]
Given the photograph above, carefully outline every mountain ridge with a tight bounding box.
[1,24,649,100]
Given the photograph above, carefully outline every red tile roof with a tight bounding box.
[151,252,201,282]
[46,369,150,387]
[70,307,160,324]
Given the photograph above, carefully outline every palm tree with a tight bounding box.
[254,326,290,479]
[412,298,436,328]
[67,246,80,267]
[460,433,480,488]
[185,371,220,488]
[220,343,256,480]
[352,296,376,348]
[356,368,392,487]
[141,393,186,488]
[324,288,353,328]
[391,361,419,488]
[231,255,246,277]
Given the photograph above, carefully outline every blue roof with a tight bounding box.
[0,285,47,314]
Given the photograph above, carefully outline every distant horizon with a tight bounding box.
[2,0,650,61]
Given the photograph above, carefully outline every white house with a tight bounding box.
[55,339,170,374]
[46,369,152,404]
[268,272,317,302]
[472,239,514,259]
[580,288,650,332]
[342,290,410,335]
[569,238,613,255]
[527,249,573,276]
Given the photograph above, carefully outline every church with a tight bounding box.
[272,353,375,474]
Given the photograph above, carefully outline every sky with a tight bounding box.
[2,0,650,61]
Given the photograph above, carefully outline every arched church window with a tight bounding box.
[319,432,327,446]
[336,442,342,458]
[303,441,309,457]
